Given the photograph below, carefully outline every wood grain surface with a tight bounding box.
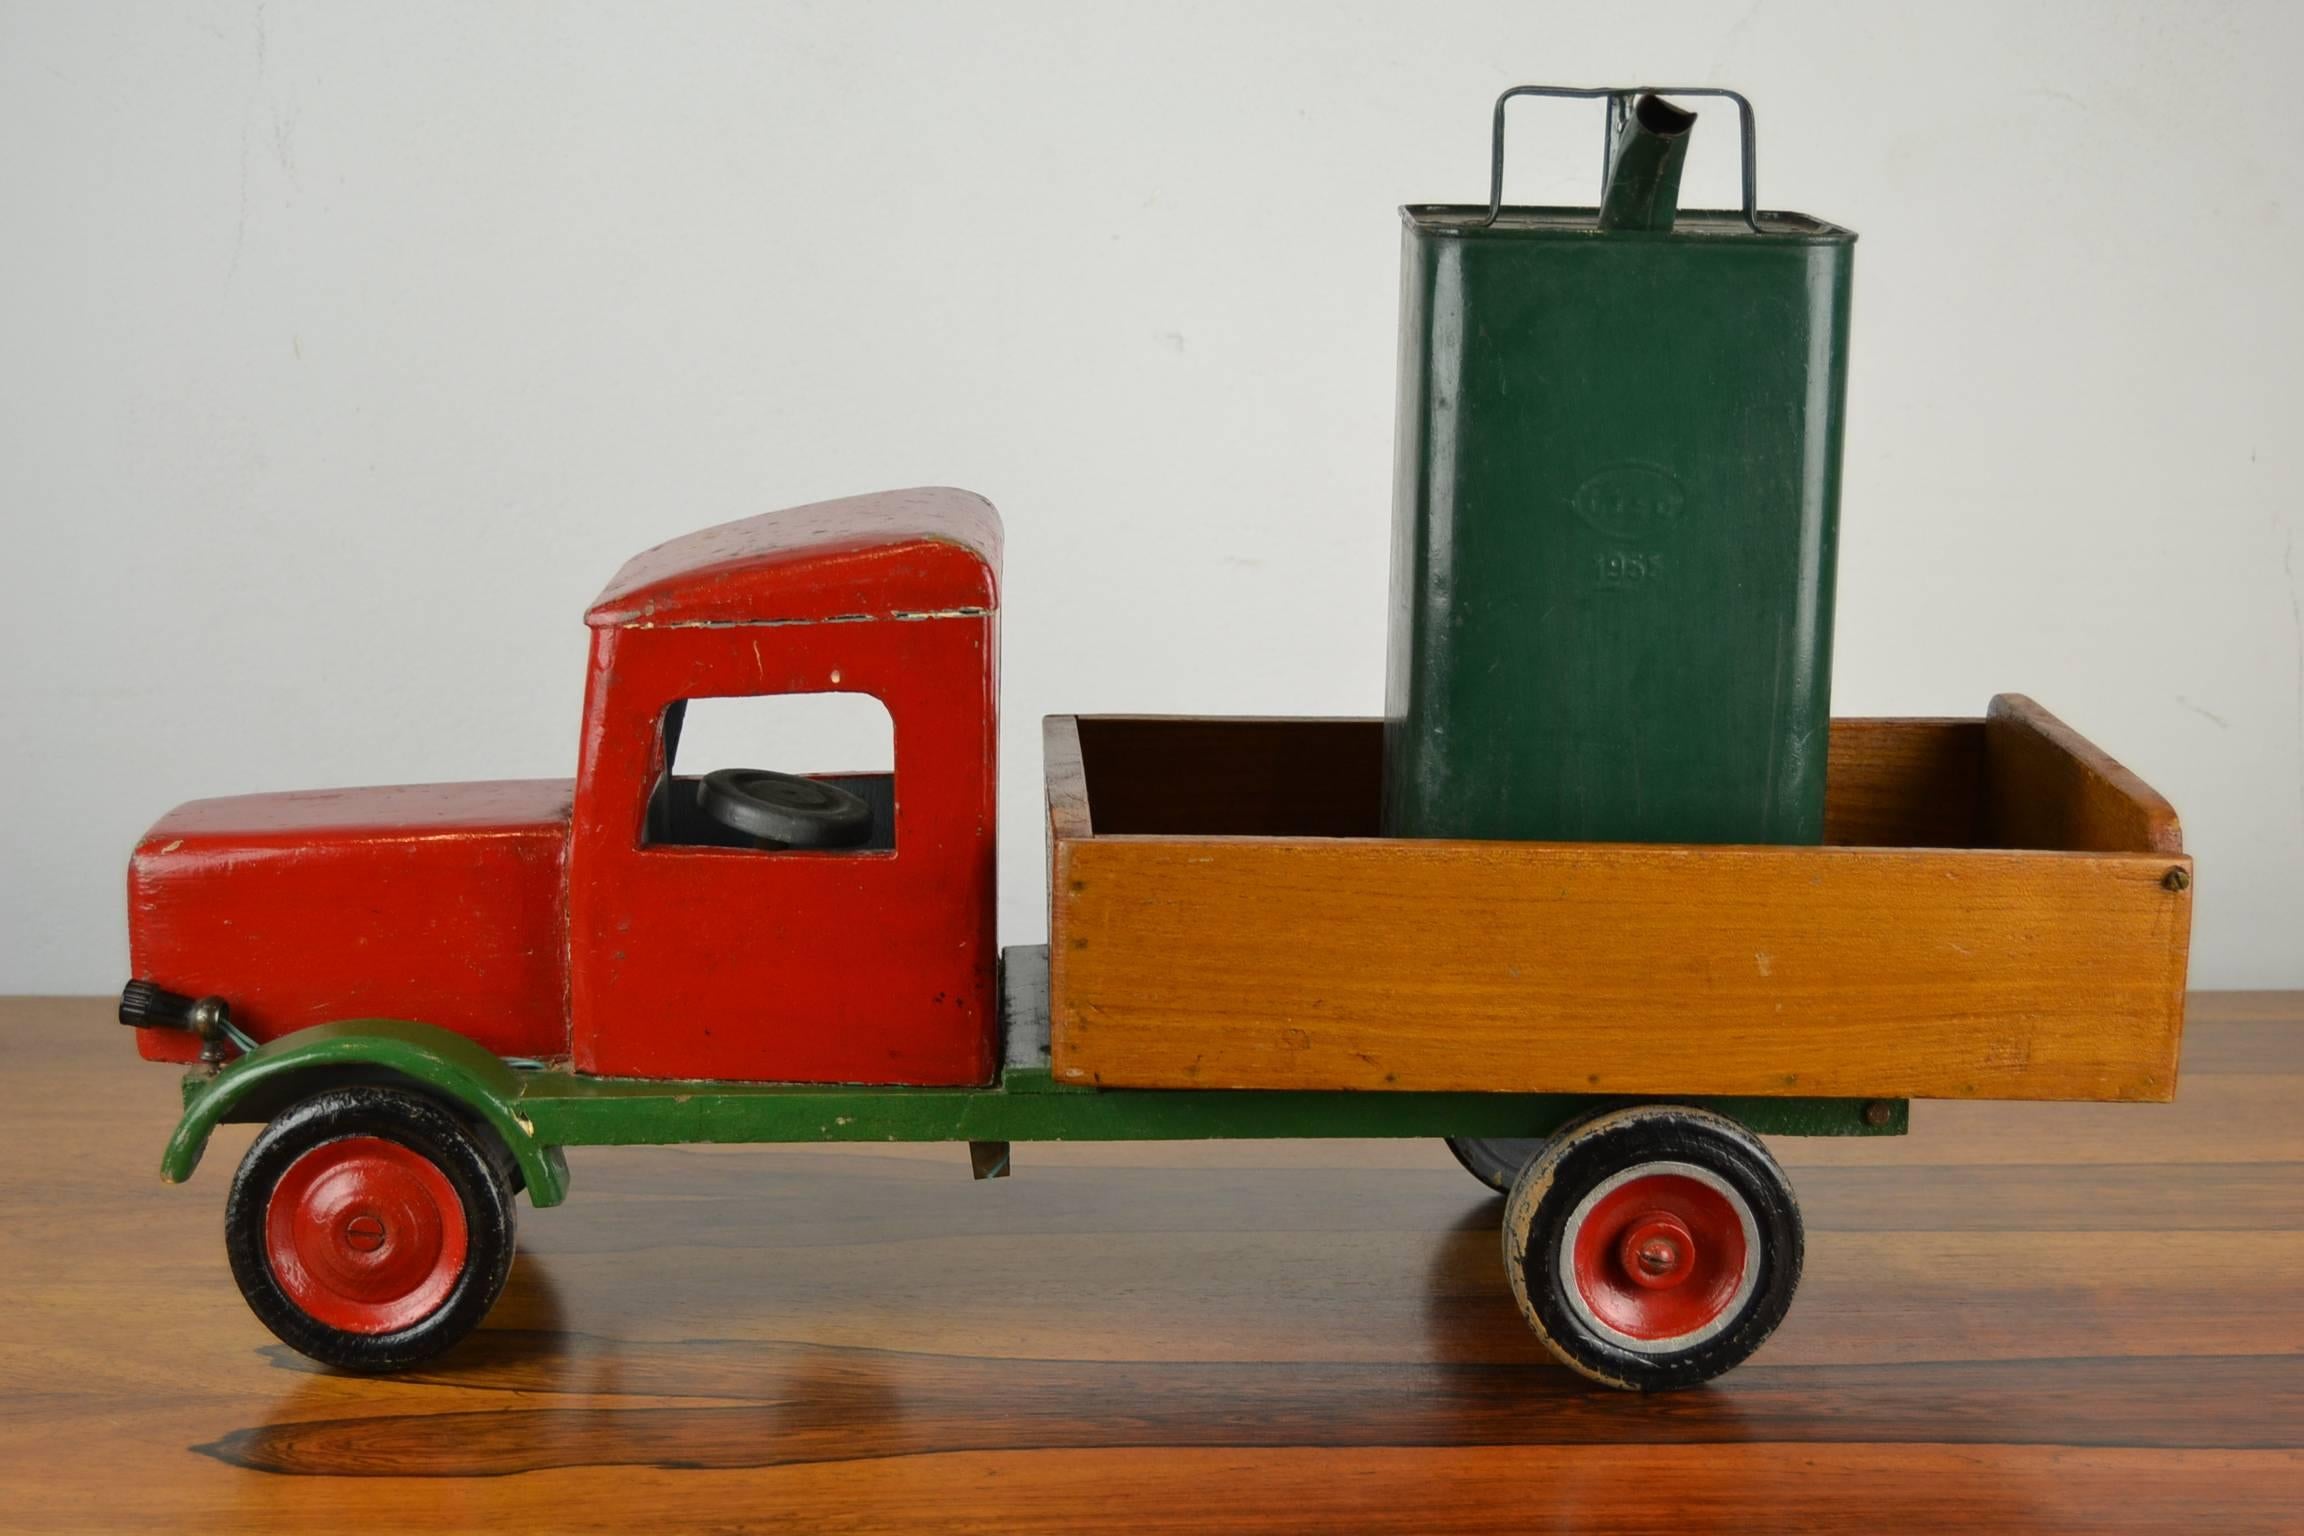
[1047,704,2193,1102]
[1053,835,2191,1100]
[4,994,2300,1533]
[1983,694,2186,856]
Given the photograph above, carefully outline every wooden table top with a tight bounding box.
[3,994,2299,1533]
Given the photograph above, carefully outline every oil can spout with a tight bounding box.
[1599,93,1697,233]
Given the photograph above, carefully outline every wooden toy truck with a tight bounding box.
[119,489,2192,1391]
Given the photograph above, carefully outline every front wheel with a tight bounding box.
[225,1086,517,1372]
[1502,1104,1802,1391]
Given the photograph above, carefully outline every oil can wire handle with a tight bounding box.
[1483,85,1760,233]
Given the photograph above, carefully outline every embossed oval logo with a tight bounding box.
[1571,463,1685,540]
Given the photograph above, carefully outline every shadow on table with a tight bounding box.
[194,1168,2256,1489]
[190,1198,1795,1480]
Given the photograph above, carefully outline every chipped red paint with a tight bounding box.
[124,487,1003,1086]
[127,780,573,1064]
[569,578,999,1082]
[587,486,1000,628]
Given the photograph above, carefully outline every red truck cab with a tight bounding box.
[127,487,1002,1086]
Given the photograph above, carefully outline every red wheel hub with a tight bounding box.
[1567,1164,1752,1346]
[264,1136,467,1334]
[1618,1211,1697,1290]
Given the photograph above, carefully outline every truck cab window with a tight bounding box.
[644,692,896,853]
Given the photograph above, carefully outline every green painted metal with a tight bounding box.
[513,1070,1903,1149]
[162,1019,570,1208]
[1383,138,1856,847]
[1598,94,1695,233]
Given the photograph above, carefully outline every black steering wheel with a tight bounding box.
[696,768,873,849]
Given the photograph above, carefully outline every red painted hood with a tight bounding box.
[126,780,575,1064]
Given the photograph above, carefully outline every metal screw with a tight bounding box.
[1635,1238,1681,1276]
[1862,1100,1895,1127]
[2163,867,2191,892]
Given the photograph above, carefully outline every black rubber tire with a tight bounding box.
[1443,1136,1549,1194]
[697,767,873,848]
[1502,1103,1802,1392]
[224,1087,517,1373]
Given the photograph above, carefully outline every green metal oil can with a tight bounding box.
[1384,87,1855,846]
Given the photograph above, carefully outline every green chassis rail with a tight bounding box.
[163,946,1906,1208]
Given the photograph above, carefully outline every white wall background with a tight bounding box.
[2,0,2298,992]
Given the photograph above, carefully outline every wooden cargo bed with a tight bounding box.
[1045,696,2191,1102]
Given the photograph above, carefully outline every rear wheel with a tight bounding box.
[1502,1103,1801,1391]
[225,1086,516,1372]
[1443,1136,1548,1194]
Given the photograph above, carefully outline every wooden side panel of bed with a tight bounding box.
[1044,698,2191,1102]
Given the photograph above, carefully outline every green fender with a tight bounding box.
[160,1019,570,1208]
